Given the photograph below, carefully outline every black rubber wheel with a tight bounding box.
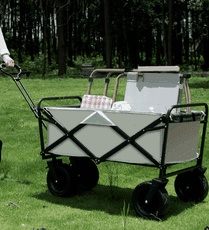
[47,164,76,197]
[132,181,169,220]
[71,158,99,190]
[174,172,208,202]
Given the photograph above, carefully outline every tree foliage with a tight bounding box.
[0,0,209,76]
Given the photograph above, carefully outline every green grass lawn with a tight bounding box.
[0,73,209,229]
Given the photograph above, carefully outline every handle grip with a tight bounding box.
[0,63,22,77]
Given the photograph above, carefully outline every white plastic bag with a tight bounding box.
[111,101,132,111]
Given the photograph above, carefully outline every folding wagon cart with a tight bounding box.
[0,63,208,220]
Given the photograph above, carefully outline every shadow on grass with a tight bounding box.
[32,184,196,220]
[163,195,196,220]
[189,80,209,89]
[33,184,134,216]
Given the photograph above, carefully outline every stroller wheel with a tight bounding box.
[71,158,99,191]
[174,172,208,202]
[132,181,169,220]
[47,164,76,197]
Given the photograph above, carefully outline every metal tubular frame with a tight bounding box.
[87,69,139,102]
[37,98,208,180]
[37,96,165,163]
[159,103,208,178]
[1,64,208,206]
[37,96,82,153]
[1,64,207,173]
[87,70,192,108]
[0,63,47,128]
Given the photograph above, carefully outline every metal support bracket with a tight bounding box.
[191,166,207,176]
[47,159,62,183]
[145,178,168,204]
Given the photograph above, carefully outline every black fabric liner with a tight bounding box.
[170,110,204,122]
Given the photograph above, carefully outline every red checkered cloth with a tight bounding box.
[81,94,112,110]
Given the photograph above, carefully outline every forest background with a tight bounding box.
[0,0,209,77]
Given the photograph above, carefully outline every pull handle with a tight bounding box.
[0,63,22,77]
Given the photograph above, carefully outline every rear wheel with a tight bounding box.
[47,164,76,197]
[174,172,208,202]
[71,158,99,190]
[132,181,169,220]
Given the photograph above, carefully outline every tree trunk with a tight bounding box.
[67,2,73,66]
[175,10,183,65]
[28,3,34,61]
[184,0,189,62]
[18,0,23,63]
[156,24,161,66]
[103,0,112,68]
[144,27,152,66]
[202,0,209,70]
[42,0,47,78]
[56,0,67,76]
[51,1,57,58]
[162,0,168,65]
[11,0,17,50]
[168,0,173,65]
[47,2,51,66]
[73,0,78,61]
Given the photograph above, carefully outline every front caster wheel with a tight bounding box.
[175,172,208,202]
[47,164,76,197]
[132,181,169,220]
